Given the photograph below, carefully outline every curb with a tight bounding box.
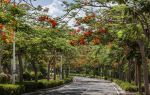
[112,82,126,95]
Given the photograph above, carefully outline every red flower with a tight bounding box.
[79,38,86,45]
[84,31,92,37]
[38,16,48,22]
[1,32,7,40]
[99,28,107,33]
[4,0,10,4]
[47,18,57,28]
[92,38,100,45]
[69,40,77,46]
[0,23,4,30]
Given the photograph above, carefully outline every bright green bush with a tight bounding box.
[113,79,138,92]
[0,84,25,95]
[38,79,64,89]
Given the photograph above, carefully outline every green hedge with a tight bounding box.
[23,77,73,93]
[0,84,24,95]
[0,77,73,95]
[113,79,138,92]
[64,77,73,83]
[23,79,64,92]
[23,71,45,81]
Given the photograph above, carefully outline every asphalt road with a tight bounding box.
[23,77,126,95]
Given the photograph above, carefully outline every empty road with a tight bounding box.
[23,77,125,95]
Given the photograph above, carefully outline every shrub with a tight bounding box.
[0,78,73,94]
[37,72,45,79]
[113,79,138,92]
[23,81,38,92]
[0,73,11,83]
[23,71,32,81]
[23,71,45,81]
[23,79,64,93]
[38,79,64,88]
[0,84,24,95]
[64,77,73,83]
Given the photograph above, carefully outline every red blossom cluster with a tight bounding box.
[38,16,49,21]
[69,28,81,35]
[69,40,77,46]
[4,0,11,4]
[99,27,107,33]
[69,27,108,46]
[83,30,92,37]
[0,23,4,30]
[69,37,86,46]
[38,16,57,28]
[92,37,100,45]
[1,32,7,41]
[76,13,96,24]
[47,18,57,28]
[0,23,14,43]
[79,37,86,45]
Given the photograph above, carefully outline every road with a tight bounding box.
[23,77,126,95]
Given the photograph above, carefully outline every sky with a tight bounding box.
[15,0,73,17]
[32,0,76,27]
[32,0,74,17]
[15,0,85,27]
[31,0,54,6]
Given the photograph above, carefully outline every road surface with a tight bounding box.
[23,77,125,95]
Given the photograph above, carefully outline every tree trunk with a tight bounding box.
[53,56,56,80]
[60,55,63,80]
[47,56,55,81]
[66,65,69,78]
[32,61,38,83]
[47,61,51,81]
[62,68,64,79]
[138,40,149,94]
[53,63,56,80]
[135,62,138,85]
[53,50,56,80]
[137,63,142,94]
[127,60,131,83]
[18,53,23,83]
[118,65,121,80]
[0,45,2,73]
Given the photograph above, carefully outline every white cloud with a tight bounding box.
[43,0,65,18]
[42,0,85,28]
